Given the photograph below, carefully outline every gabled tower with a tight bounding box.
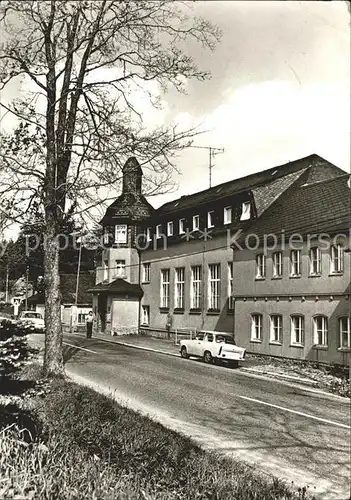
[90,157,154,335]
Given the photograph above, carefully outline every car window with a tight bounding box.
[195,333,205,340]
[23,312,42,319]
[206,334,213,342]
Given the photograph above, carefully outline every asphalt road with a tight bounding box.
[30,333,350,500]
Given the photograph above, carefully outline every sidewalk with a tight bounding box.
[71,332,347,395]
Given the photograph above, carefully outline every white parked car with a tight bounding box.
[180,331,246,367]
[18,311,45,333]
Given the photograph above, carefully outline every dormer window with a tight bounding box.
[115,224,127,243]
[179,218,185,234]
[167,221,174,236]
[224,206,232,225]
[240,202,251,221]
[207,211,214,228]
[156,224,162,239]
[193,215,199,231]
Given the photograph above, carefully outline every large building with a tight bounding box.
[91,154,350,365]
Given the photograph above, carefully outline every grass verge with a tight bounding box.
[1,364,315,500]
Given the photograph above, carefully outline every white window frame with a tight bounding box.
[103,228,109,245]
[290,250,301,276]
[156,224,162,239]
[207,211,214,228]
[309,247,321,275]
[224,206,232,225]
[330,244,344,274]
[190,265,202,309]
[115,259,126,278]
[142,263,151,283]
[291,315,304,345]
[240,201,251,221]
[313,316,328,346]
[175,267,185,309]
[208,263,220,310]
[339,317,350,348]
[193,215,200,231]
[228,262,234,309]
[141,305,150,326]
[270,314,282,343]
[160,269,170,308]
[256,254,266,279]
[103,259,109,281]
[167,221,174,236]
[146,227,152,242]
[179,218,185,235]
[251,314,262,341]
[272,252,283,278]
[115,224,127,243]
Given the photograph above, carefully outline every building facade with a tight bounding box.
[94,154,350,365]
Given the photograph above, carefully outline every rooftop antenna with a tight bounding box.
[189,146,224,188]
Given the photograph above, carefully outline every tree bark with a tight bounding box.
[43,215,64,377]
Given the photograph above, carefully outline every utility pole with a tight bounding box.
[5,265,9,304]
[190,146,224,188]
[25,266,29,310]
[73,236,83,333]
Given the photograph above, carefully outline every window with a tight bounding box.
[290,250,301,276]
[115,260,126,277]
[146,227,152,242]
[291,315,304,345]
[142,263,151,283]
[142,305,150,326]
[240,201,251,221]
[206,333,214,342]
[175,267,185,309]
[270,315,282,343]
[77,312,89,324]
[167,221,174,236]
[256,254,266,279]
[251,314,262,341]
[156,224,162,239]
[103,259,109,281]
[207,211,214,228]
[228,262,234,309]
[309,247,321,275]
[208,264,220,309]
[339,317,350,348]
[103,228,109,245]
[179,218,185,234]
[190,265,202,309]
[313,316,328,346]
[272,252,283,277]
[330,244,344,274]
[115,224,127,243]
[193,215,200,231]
[224,206,232,224]
[160,269,170,308]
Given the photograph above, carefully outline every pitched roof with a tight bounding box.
[88,278,143,297]
[28,272,95,306]
[237,174,350,244]
[156,154,342,216]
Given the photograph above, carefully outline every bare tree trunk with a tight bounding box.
[43,216,64,377]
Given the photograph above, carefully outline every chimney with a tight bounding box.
[122,157,143,195]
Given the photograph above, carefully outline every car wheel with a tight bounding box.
[181,346,189,359]
[229,360,239,369]
[203,351,213,364]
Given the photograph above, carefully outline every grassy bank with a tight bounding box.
[1,366,314,500]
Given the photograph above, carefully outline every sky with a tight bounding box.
[1,0,350,233]
[149,0,350,208]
